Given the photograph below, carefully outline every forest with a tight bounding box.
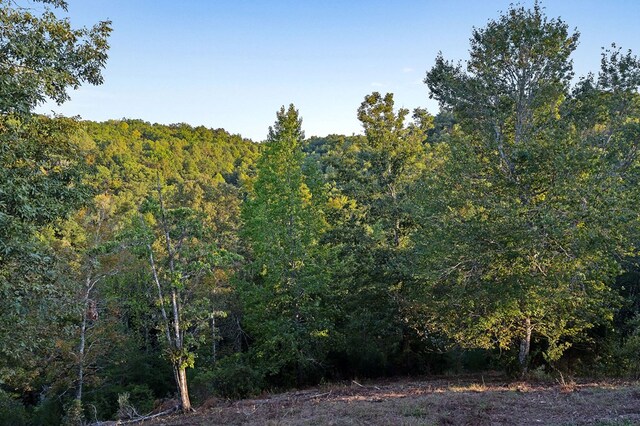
[1,1,640,424]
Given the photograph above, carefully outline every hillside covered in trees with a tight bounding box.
[1,1,640,424]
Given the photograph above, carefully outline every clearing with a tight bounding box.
[130,375,640,425]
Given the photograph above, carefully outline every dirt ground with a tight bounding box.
[134,375,640,425]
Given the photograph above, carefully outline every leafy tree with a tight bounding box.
[241,105,332,385]
[355,92,428,249]
[322,93,429,373]
[0,0,111,115]
[128,179,237,411]
[568,45,640,374]
[55,195,125,408]
[416,3,639,373]
[0,0,111,396]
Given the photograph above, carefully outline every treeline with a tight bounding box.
[1,1,640,424]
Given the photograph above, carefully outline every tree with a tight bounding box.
[39,193,123,423]
[40,119,255,420]
[322,93,429,373]
[0,0,111,257]
[416,3,638,373]
[0,0,110,394]
[355,92,428,249]
[129,179,236,412]
[569,45,640,372]
[0,0,111,115]
[240,105,332,385]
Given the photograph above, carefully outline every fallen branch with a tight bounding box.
[89,406,179,426]
[352,380,381,390]
[116,406,180,424]
[305,390,332,399]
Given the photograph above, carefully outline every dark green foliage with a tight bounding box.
[0,116,92,255]
[240,105,333,386]
[192,354,265,400]
[0,389,29,426]
[82,341,173,420]
[61,399,84,426]
[320,93,429,376]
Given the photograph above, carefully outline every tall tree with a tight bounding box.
[355,92,428,249]
[241,105,332,384]
[40,193,123,423]
[416,3,638,373]
[323,93,429,373]
[129,179,235,412]
[0,0,111,393]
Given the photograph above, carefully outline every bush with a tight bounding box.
[618,315,640,378]
[192,354,265,399]
[124,384,155,415]
[580,314,640,378]
[31,395,66,426]
[0,390,29,426]
[61,399,84,426]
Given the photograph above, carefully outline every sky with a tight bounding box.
[36,0,640,141]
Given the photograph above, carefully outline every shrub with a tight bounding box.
[0,389,29,426]
[192,354,265,399]
[61,399,84,426]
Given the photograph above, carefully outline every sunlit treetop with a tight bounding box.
[0,0,111,115]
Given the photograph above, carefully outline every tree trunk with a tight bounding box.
[211,315,217,364]
[393,217,400,248]
[518,317,532,375]
[76,273,94,402]
[76,297,88,402]
[176,365,192,412]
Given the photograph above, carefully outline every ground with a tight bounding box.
[133,375,640,425]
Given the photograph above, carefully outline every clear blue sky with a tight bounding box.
[37,0,640,141]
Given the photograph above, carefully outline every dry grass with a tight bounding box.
[141,375,640,426]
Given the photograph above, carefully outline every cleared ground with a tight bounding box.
[138,375,640,425]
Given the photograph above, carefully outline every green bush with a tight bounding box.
[618,315,640,378]
[0,390,29,426]
[124,384,155,415]
[31,395,65,426]
[192,355,265,399]
[61,399,84,426]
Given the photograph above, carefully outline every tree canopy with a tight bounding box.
[3,2,640,423]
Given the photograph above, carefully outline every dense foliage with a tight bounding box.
[1,2,640,424]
